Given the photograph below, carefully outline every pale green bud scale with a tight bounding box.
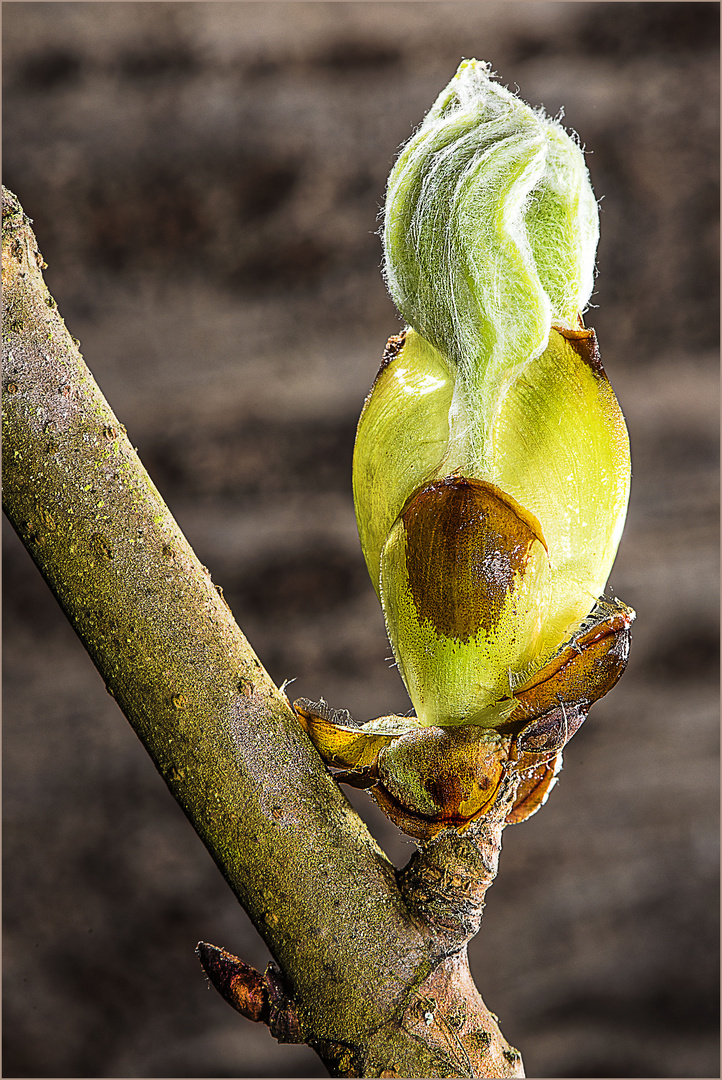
[489,327,631,665]
[353,329,453,594]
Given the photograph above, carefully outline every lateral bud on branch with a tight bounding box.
[196,942,303,1044]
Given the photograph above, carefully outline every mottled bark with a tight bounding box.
[2,186,523,1079]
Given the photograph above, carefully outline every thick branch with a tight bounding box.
[2,187,523,1078]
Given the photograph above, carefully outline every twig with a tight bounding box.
[2,186,524,1078]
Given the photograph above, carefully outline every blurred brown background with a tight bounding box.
[2,3,719,1077]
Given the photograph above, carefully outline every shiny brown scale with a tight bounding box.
[509,601,633,722]
[402,476,547,641]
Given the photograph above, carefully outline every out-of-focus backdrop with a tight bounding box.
[3,3,719,1077]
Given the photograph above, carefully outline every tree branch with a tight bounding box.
[2,186,523,1078]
